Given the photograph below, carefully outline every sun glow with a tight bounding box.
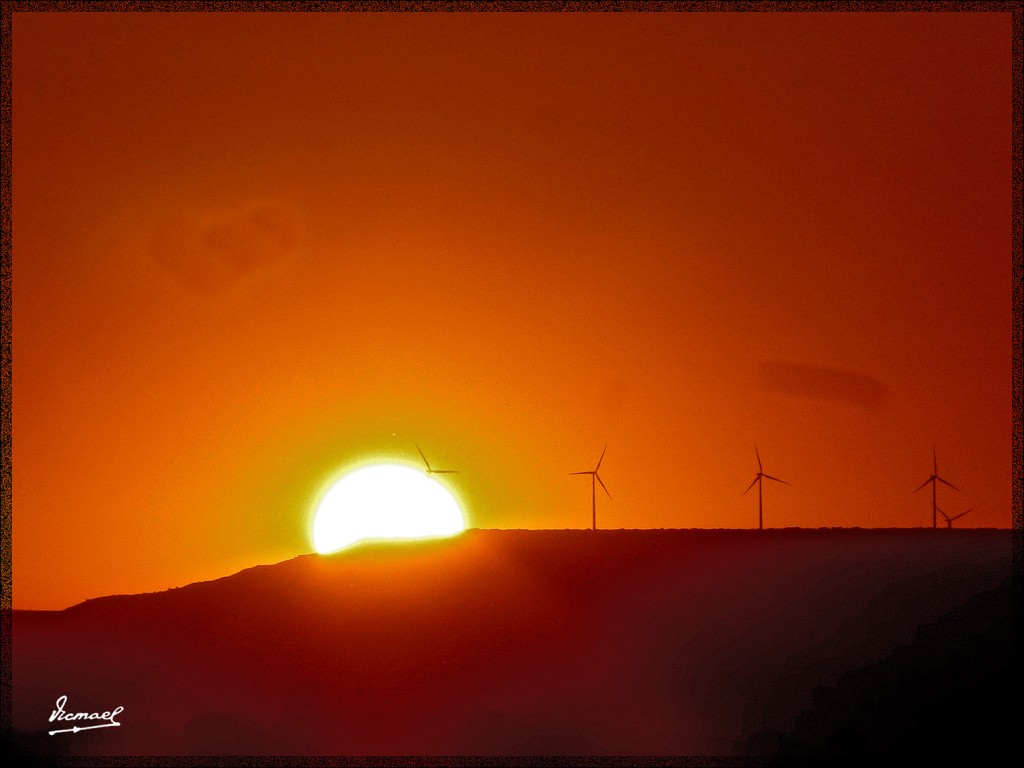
[312,464,466,554]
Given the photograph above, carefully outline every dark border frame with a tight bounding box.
[1,2,1020,765]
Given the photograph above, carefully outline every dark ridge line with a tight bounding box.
[23,526,1011,615]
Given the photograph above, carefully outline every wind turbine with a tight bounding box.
[415,444,460,476]
[938,507,971,529]
[914,446,958,528]
[571,445,611,530]
[743,445,788,530]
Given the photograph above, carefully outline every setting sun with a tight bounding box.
[312,464,466,554]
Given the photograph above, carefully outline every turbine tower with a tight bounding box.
[743,445,788,530]
[938,507,971,529]
[416,444,460,476]
[914,446,958,528]
[571,445,611,530]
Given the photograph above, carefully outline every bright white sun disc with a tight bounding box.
[312,464,466,554]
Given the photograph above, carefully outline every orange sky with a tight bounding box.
[12,10,1013,609]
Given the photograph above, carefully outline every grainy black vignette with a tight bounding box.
[0,2,1019,767]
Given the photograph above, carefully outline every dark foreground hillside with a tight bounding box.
[10,528,1013,757]
[768,571,1016,760]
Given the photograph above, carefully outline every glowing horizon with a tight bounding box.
[11,12,1012,609]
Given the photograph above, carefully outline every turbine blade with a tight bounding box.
[936,476,959,491]
[596,473,611,499]
[952,509,971,520]
[938,508,950,521]
[432,470,460,474]
[570,471,592,476]
[933,445,937,474]
[913,477,932,493]
[595,444,608,472]
[743,476,758,495]
[763,474,788,485]
[755,445,762,473]
[416,444,430,471]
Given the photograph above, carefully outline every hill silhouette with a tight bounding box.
[10,528,1011,756]
[765,571,1016,759]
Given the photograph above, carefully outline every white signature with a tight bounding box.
[48,695,124,735]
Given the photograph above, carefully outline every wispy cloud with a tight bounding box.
[757,361,890,411]
[150,201,299,292]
